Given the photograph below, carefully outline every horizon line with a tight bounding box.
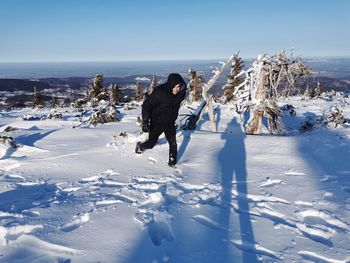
[1,55,350,64]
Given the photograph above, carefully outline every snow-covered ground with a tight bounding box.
[0,96,350,263]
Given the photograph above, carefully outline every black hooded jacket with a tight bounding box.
[142,73,187,126]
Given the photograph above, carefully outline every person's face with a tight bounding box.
[172,84,181,95]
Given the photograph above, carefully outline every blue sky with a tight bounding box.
[0,0,349,62]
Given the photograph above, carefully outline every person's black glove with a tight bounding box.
[142,119,150,133]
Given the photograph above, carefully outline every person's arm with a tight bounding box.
[141,89,159,130]
[142,96,152,122]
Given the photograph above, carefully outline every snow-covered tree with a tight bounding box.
[86,74,109,103]
[75,74,113,108]
[33,86,44,107]
[134,82,144,101]
[69,89,76,106]
[51,96,59,108]
[304,84,315,98]
[147,75,158,95]
[231,51,310,135]
[223,55,245,103]
[110,84,122,105]
[314,82,322,98]
[71,74,123,127]
[89,74,103,98]
[188,68,203,102]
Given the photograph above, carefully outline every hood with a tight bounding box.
[166,73,187,93]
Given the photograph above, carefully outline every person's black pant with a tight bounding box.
[140,123,177,165]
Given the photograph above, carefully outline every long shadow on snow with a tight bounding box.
[0,130,56,160]
[288,109,350,208]
[217,117,258,262]
[177,111,210,162]
[122,110,229,262]
[158,106,221,161]
[123,129,229,262]
[295,127,350,212]
[16,129,57,147]
[122,114,258,262]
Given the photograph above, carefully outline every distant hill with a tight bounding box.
[304,76,350,92]
[4,94,51,104]
[0,79,51,92]
[1,74,349,106]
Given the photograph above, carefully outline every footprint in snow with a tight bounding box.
[259,177,282,187]
[320,175,338,183]
[146,211,174,246]
[283,169,306,176]
[60,212,90,232]
[174,168,182,176]
[148,157,158,164]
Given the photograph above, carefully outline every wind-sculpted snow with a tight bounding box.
[60,213,90,232]
[298,250,350,263]
[192,215,231,231]
[296,223,334,246]
[230,239,279,259]
[0,234,79,263]
[0,95,349,262]
[297,209,349,232]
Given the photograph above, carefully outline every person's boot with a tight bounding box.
[135,141,143,154]
[168,152,177,167]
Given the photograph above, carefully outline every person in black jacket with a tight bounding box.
[135,73,187,167]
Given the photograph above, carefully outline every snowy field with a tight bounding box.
[0,96,350,263]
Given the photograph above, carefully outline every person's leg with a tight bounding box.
[138,127,163,151]
[164,124,177,166]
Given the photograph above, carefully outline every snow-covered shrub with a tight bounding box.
[3,126,19,132]
[124,102,138,111]
[41,112,63,120]
[326,106,346,128]
[87,106,119,126]
[74,74,123,108]
[75,98,88,108]
[280,104,296,117]
[0,135,18,148]
[21,115,42,121]
[299,117,315,132]
[118,131,128,138]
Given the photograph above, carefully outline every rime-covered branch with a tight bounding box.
[229,51,310,135]
[182,54,235,130]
